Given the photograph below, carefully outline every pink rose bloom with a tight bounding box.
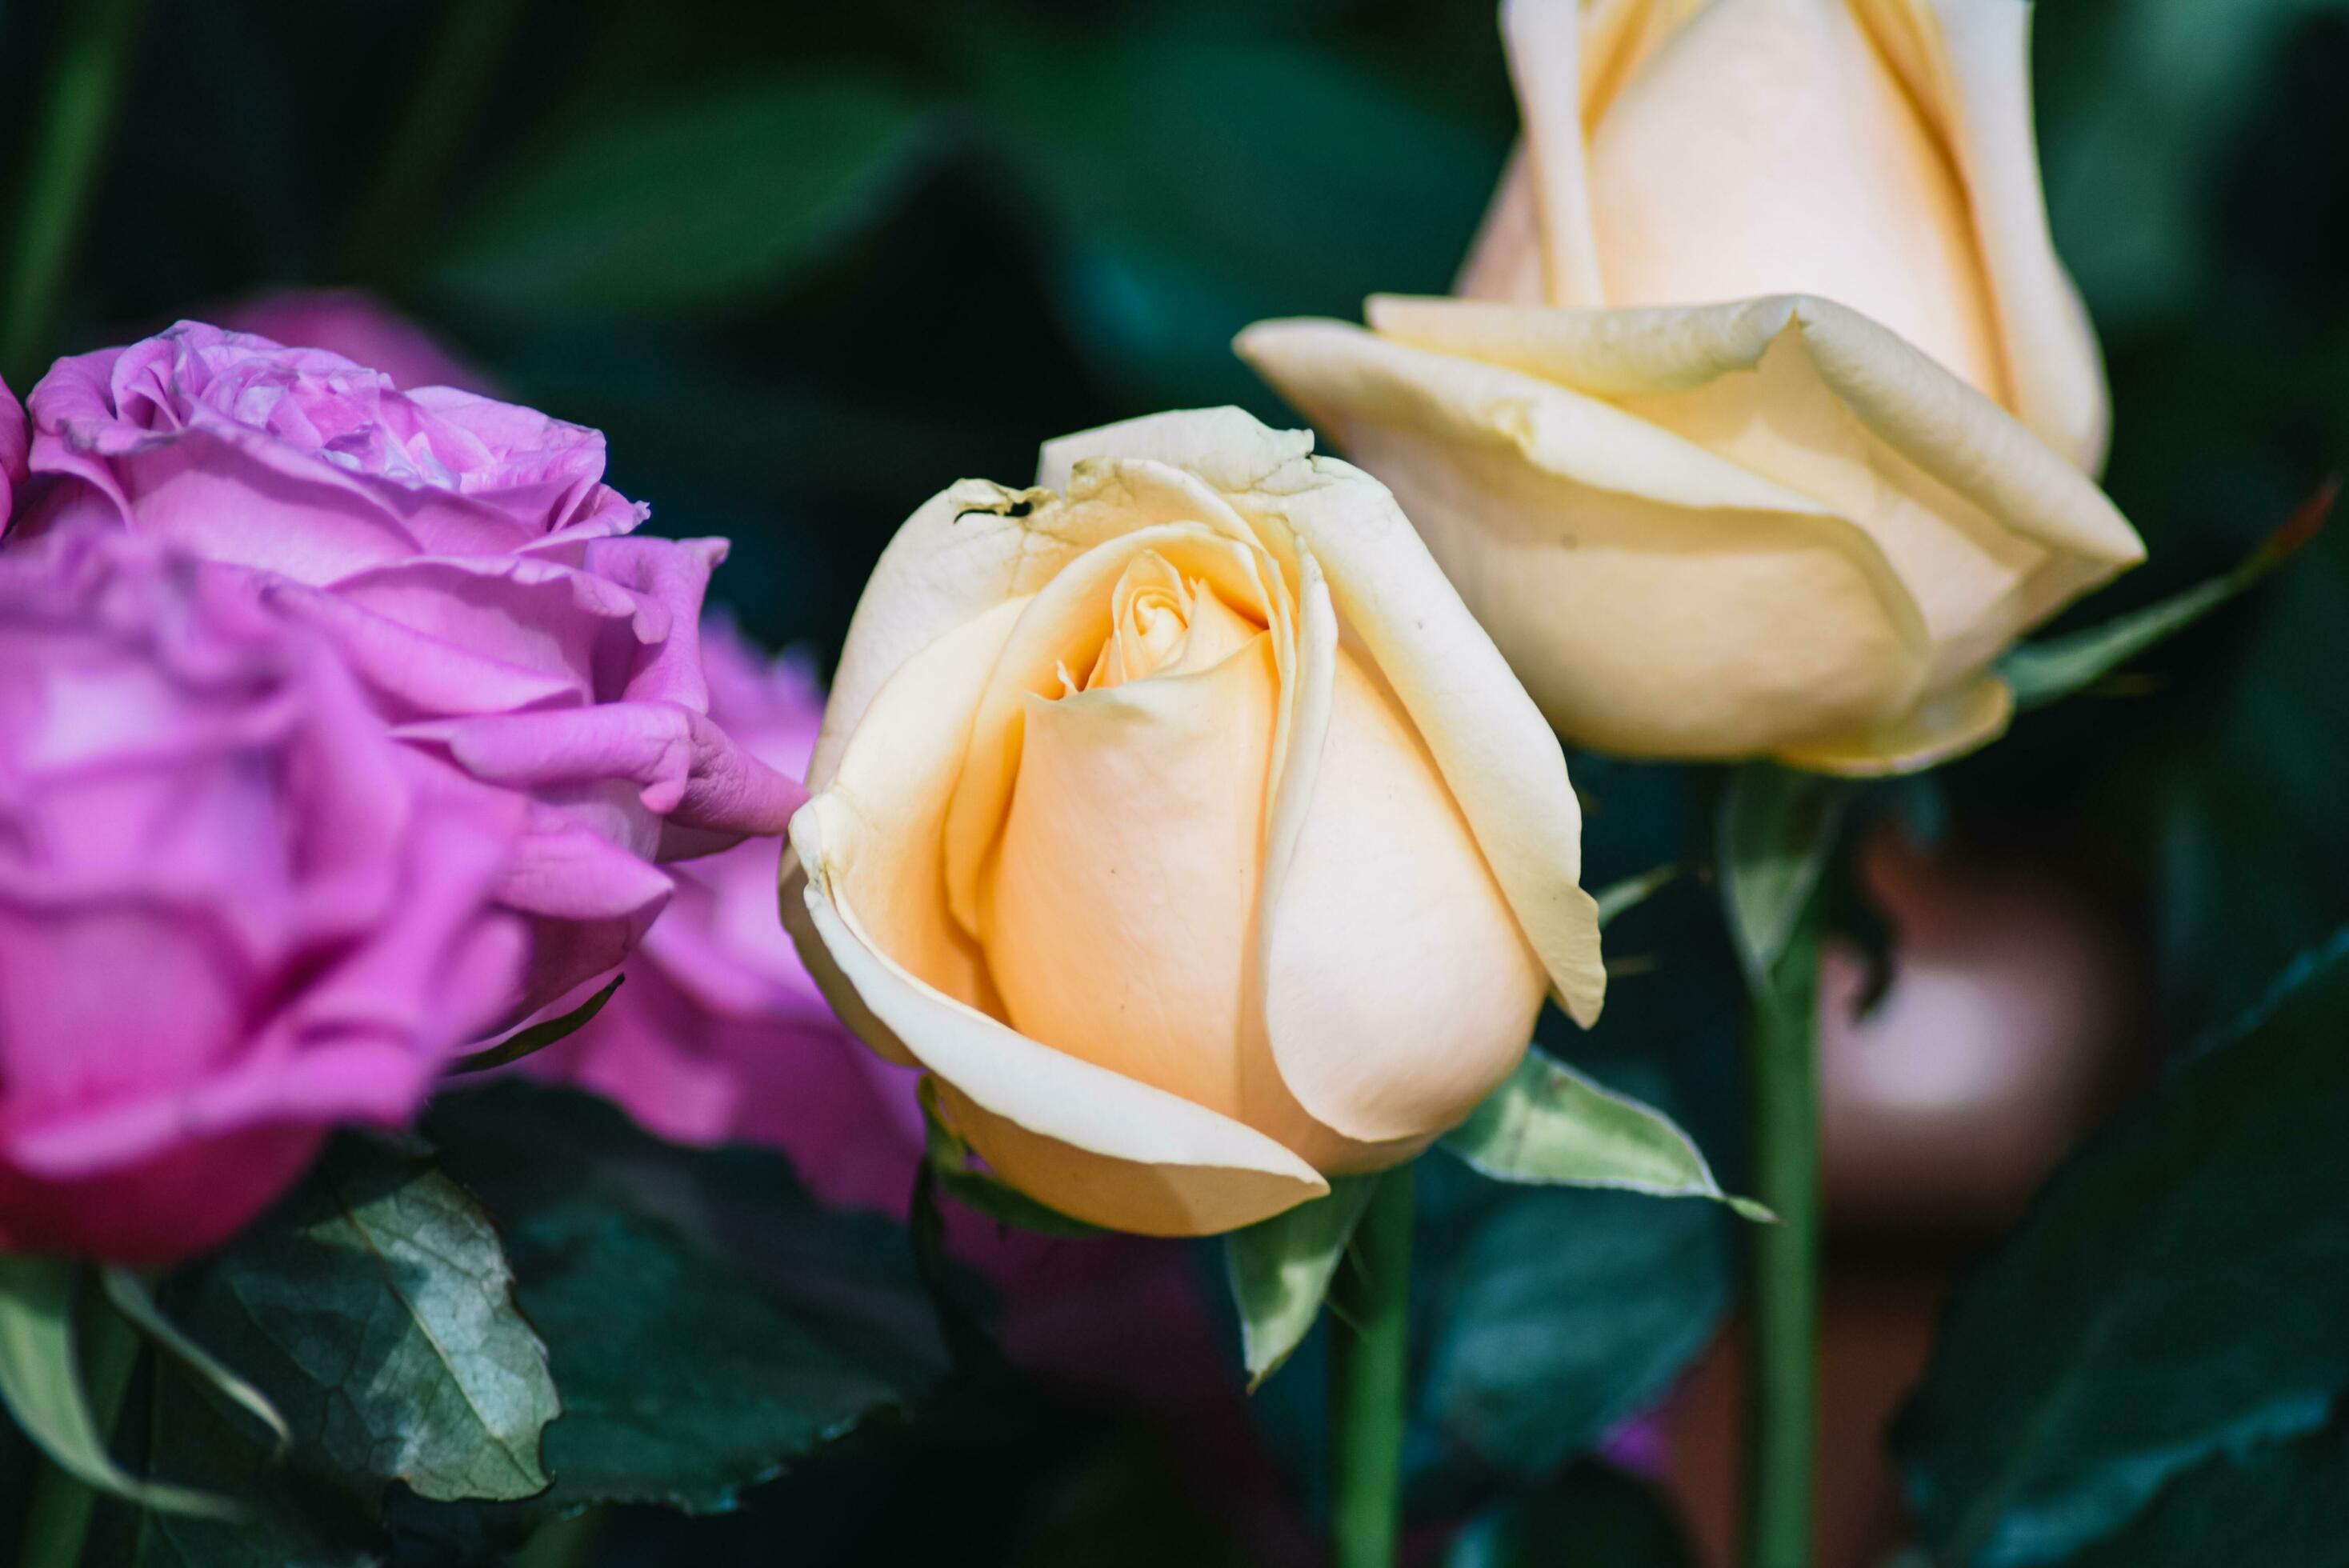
[6,322,804,1010]
[528,619,926,1213]
[217,290,494,396]
[0,530,522,1264]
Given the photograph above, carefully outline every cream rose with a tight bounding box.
[783,409,1606,1235]
[1239,0,2146,774]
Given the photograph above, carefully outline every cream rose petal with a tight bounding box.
[812,479,1114,790]
[941,519,1294,937]
[1042,409,1609,1029]
[1855,0,2111,473]
[1361,293,2140,676]
[1773,668,2015,777]
[1235,321,1939,757]
[1580,0,2007,402]
[986,634,1279,1118]
[1259,646,1549,1143]
[786,595,1327,1234]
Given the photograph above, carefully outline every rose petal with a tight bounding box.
[789,795,1327,1236]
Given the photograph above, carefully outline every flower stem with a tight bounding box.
[1,0,148,385]
[1744,891,1823,1568]
[13,1282,141,1568]
[1329,1162,1413,1568]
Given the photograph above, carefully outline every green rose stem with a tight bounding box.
[13,1284,141,1568]
[344,0,530,275]
[1744,892,1824,1568]
[1328,1162,1414,1568]
[0,0,149,385]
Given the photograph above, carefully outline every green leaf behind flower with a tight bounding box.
[423,1082,946,1515]
[1419,1171,1731,1482]
[1999,481,2334,712]
[1891,925,2349,1566]
[158,1135,560,1506]
[1446,1460,1697,1568]
[433,76,930,318]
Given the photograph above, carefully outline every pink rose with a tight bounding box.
[0,530,522,1263]
[6,322,805,1010]
[527,619,925,1213]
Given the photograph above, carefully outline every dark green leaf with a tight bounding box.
[0,1255,230,1518]
[433,76,929,318]
[1423,1182,1731,1480]
[114,1368,385,1568]
[1441,1050,1769,1221]
[2062,1403,2349,1568]
[446,974,624,1075]
[1225,1176,1379,1388]
[2155,508,2349,1026]
[158,1136,559,1506]
[1447,1459,1697,1568]
[965,29,1500,410]
[2000,482,2333,711]
[423,1082,946,1514]
[1718,763,1854,990]
[1891,926,2349,1566]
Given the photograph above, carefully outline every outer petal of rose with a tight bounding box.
[811,480,1098,790]
[1578,0,2007,399]
[1773,670,2015,778]
[1855,0,2110,474]
[1257,646,1549,1144]
[0,374,26,522]
[1237,319,1938,758]
[1492,0,1605,307]
[1036,406,1605,1030]
[401,702,802,837]
[1360,293,2141,683]
[791,798,1328,1236]
[787,600,1032,1050]
[786,602,1327,1233]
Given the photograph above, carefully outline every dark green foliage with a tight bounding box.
[1893,931,2349,1566]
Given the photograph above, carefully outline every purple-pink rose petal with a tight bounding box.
[0,529,522,1263]
[6,322,803,1014]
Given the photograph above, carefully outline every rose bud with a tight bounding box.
[527,618,927,1215]
[1240,0,2144,774]
[6,322,805,1009]
[0,530,522,1264]
[785,408,1606,1236]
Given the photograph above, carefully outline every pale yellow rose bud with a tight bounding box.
[1240,0,2146,774]
[783,409,1606,1235]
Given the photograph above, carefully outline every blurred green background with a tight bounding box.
[4,0,2344,1562]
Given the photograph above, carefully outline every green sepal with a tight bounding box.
[446,973,624,1075]
[99,1267,289,1457]
[1442,1051,1769,1222]
[1225,1175,1381,1389]
[0,1254,234,1518]
[1999,481,2335,712]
